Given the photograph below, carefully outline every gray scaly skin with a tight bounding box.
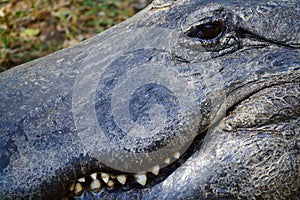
[0,0,299,199]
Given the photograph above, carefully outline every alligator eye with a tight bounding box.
[187,22,225,40]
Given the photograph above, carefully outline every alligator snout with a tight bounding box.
[0,0,299,199]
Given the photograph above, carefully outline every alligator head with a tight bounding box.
[0,0,299,199]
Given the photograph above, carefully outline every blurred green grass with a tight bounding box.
[0,0,150,72]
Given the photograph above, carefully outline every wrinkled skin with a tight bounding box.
[0,0,299,199]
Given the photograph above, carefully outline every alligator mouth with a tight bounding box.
[64,73,299,199]
[64,120,207,198]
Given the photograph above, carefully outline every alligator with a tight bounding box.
[0,0,299,199]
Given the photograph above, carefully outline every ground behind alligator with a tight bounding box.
[0,0,151,72]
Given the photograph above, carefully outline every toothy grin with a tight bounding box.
[63,145,204,199]
[65,159,163,198]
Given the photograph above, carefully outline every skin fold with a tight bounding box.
[0,0,299,199]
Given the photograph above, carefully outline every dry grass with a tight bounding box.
[0,0,149,72]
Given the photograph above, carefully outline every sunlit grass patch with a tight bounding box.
[0,0,149,72]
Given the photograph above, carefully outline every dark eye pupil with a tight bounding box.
[188,22,223,40]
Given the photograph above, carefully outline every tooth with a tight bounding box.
[164,157,170,164]
[117,175,127,185]
[135,173,147,186]
[90,179,101,192]
[73,183,83,196]
[69,183,75,191]
[77,177,85,183]
[107,180,115,188]
[101,172,109,183]
[110,175,117,179]
[173,152,180,159]
[150,165,160,175]
[90,172,97,180]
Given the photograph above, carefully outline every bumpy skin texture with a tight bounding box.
[0,0,299,199]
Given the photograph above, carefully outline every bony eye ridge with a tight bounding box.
[187,21,225,40]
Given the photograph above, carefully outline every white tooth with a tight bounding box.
[101,172,110,183]
[107,180,115,188]
[77,177,85,183]
[73,183,83,196]
[173,152,180,159]
[150,165,160,175]
[90,173,97,180]
[69,183,75,191]
[164,157,170,164]
[90,179,101,192]
[117,175,127,185]
[135,173,147,186]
